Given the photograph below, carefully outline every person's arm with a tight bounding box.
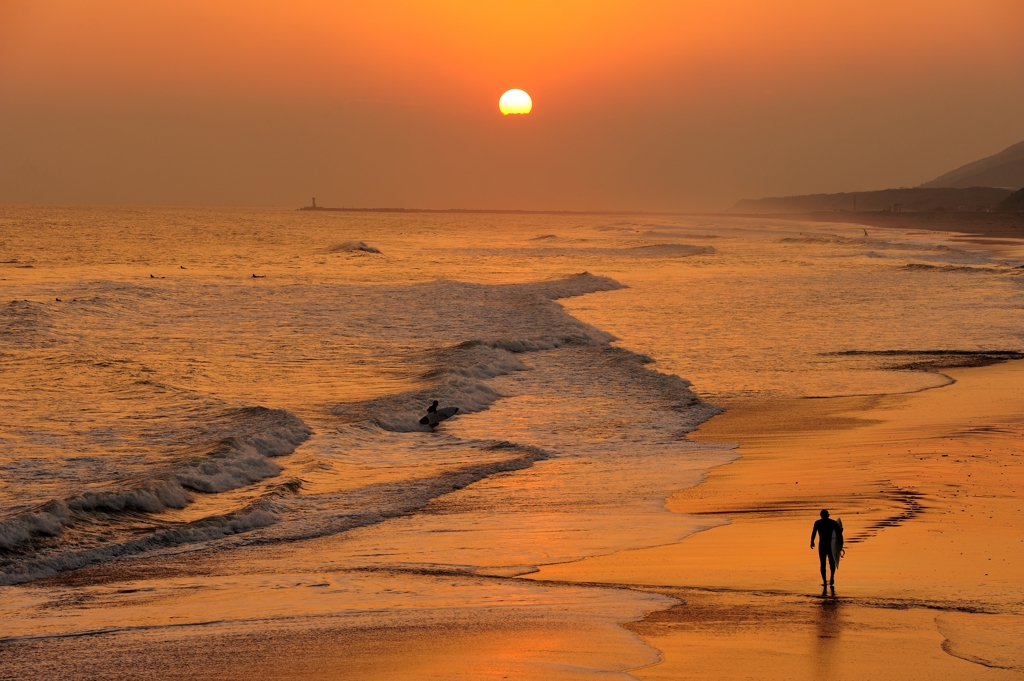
[810,522,818,549]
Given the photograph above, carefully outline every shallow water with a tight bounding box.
[1,206,1021,676]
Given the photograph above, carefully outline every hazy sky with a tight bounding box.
[2,0,1022,210]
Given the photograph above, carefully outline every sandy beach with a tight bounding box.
[2,208,1021,679]
[533,359,1024,678]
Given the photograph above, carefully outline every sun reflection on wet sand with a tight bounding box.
[813,595,842,677]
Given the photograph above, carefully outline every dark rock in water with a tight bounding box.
[328,241,382,254]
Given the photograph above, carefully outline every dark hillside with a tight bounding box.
[920,140,1024,189]
[732,187,1011,214]
[997,187,1024,212]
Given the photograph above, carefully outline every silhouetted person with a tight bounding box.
[427,400,438,413]
[810,509,841,587]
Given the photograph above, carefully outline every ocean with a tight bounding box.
[1,206,1021,678]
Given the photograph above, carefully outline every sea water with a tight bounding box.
[0,206,1021,677]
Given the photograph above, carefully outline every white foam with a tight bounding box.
[0,442,553,585]
[253,442,552,542]
[0,272,723,585]
[0,503,281,585]
[0,407,310,554]
[0,501,70,550]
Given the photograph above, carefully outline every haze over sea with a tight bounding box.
[1,206,1021,678]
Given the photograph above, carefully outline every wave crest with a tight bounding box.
[0,407,310,555]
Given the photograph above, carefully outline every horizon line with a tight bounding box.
[297,206,723,216]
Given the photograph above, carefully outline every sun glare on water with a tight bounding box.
[499,89,532,115]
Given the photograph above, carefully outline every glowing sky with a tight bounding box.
[1,0,1022,209]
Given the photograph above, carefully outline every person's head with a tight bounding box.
[820,509,830,519]
[432,400,439,407]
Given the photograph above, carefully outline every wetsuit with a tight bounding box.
[811,517,841,577]
[427,403,438,413]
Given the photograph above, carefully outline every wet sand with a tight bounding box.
[532,360,1024,678]
[0,536,671,680]
[0,591,661,680]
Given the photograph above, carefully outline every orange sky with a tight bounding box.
[1,0,1022,209]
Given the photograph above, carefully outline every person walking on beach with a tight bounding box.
[810,509,841,587]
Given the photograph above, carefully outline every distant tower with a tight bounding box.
[312,197,317,208]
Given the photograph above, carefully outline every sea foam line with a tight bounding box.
[0,442,550,585]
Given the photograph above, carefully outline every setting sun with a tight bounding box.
[498,89,532,115]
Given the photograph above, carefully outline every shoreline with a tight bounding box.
[530,359,1024,678]
[752,210,1024,239]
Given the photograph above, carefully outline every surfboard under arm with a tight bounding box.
[420,407,459,426]
[831,518,845,567]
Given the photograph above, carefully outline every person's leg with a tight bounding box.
[827,551,836,585]
[818,549,828,585]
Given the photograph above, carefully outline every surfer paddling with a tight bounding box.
[810,509,843,588]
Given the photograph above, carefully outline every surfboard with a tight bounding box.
[419,406,459,426]
[831,517,844,568]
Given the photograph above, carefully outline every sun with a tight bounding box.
[499,89,532,115]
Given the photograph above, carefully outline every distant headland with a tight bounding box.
[727,140,1024,238]
[732,140,1024,215]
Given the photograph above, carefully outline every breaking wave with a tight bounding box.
[331,273,626,432]
[0,441,551,585]
[0,407,310,581]
[0,272,722,585]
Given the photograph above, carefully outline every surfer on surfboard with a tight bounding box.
[810,509,843,588]
[419,401,459,427]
